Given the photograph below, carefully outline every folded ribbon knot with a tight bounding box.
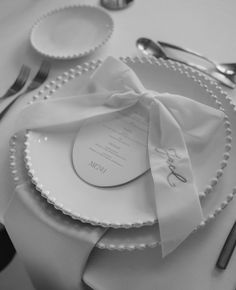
[16,56,225,256]
[139,91,156,107]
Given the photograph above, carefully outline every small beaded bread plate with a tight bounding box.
[30,5,114,59]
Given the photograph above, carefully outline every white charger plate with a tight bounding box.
[30,5,114,59]
[23,57,231,229]
[10,57,236,250]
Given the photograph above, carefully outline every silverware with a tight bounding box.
[22,60,50,93]
[136,37,235,89]
[158,41,236,83]
[0,65,30,99]
[216,221,236,270]
[0,60,50,118]
[101,0,134,10]
[136,37,167,59]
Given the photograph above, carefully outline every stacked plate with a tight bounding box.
[10,57,236,251]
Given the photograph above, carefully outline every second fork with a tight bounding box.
[0,60,50,119]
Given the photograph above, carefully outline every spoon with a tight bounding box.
[136,37,235,89]
[158,41,236,81]
[136,37,168,59]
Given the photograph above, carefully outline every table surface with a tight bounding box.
[0,0,236,289]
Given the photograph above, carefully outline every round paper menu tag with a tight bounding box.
[72,108,150,187]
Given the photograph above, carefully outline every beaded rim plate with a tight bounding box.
[9,57,236,250]
[21,57,232,230]
[30,5,114,59]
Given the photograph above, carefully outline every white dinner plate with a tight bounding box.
[22,57,231,230]
[10,57,236,250]
[30,5,114,59]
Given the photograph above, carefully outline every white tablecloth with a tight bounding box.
[0,0,236,289]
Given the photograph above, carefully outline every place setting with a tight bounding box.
[1,1,236,290]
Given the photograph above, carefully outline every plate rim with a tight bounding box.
[30,4,114,59]
[22,56,232,230]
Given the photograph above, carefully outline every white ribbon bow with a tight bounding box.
[17,57,225,256]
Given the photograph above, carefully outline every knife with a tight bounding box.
[216,221,236,270]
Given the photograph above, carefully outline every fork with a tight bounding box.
[22,60,50,94]
[0,60,50,118]
[1,65,30,99]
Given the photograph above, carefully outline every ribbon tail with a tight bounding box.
[15,92,138,133]
[148,100,203,257]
